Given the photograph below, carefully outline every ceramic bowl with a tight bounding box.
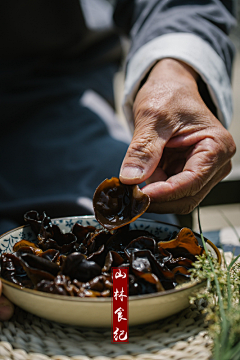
[0,216,220,327]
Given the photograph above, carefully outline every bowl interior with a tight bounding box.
[0,215,220,327]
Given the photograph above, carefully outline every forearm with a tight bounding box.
[114,0,236,129]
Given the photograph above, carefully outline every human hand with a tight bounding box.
[120,58,236,214]
[0,280,14,321]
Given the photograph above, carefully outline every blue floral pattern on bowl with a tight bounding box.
[0,216,178,256]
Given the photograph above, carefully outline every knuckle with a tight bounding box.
[227,135,237,158]
[222,161,232,178]
[217,130,236,160]
[225,130,236,155]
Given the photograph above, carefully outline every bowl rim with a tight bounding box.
[0,215,221,303]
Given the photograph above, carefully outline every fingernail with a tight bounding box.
[120,166,144,180]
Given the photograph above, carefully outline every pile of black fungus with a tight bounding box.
[0,210,204,297]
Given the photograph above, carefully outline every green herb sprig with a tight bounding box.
[190,207,240,360]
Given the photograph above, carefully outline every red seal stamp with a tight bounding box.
[112,268,129,343]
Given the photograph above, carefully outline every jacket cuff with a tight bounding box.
[123,32,233,129]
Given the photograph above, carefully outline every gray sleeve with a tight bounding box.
[113,0,236,128]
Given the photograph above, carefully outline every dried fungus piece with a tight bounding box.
[24,210,52,236]
[158,227,204,259]
[71,223,96,245]
[36,275,80,296]
[128,274,158,296]
[165,256,193,270]
[38,249,60,264]
[131,250,175,279]
[61,252,101,282]
[124,236,158,258]
[38,224,77,254]
[20,253,59,286]
[0,253,32,288]
[82,274,113,293]
[102,250,125,273]
[13,240,42,256]
[24,210,77,254]
[85,230,111,255]
[104,225,132,261]
[93,177,150,231]
[87,244,106,267]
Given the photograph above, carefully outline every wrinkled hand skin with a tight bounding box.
[119,58,236,214]
[0,280,14,321]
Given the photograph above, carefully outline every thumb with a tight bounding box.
[119,127,166,185]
